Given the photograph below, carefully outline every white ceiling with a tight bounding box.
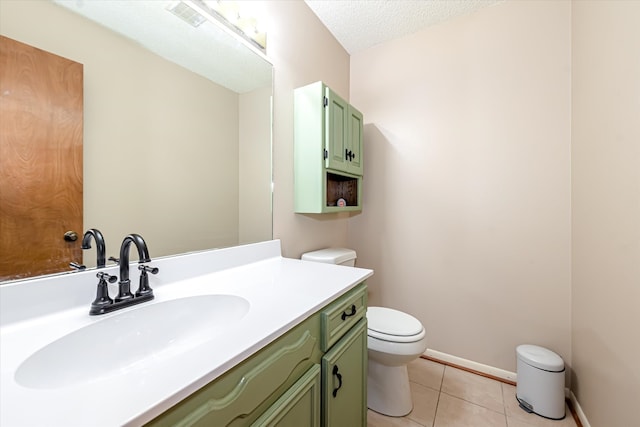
[304,0,503,54]
[52,0,272,94]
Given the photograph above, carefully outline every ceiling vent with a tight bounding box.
[166,1,206,27]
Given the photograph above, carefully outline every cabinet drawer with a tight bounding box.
[320,283,367,352]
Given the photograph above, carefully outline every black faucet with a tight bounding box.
[116,234,153,302]
[81,228,107,268]
[89,233,158,315]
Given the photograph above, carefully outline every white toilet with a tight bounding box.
[301,248,427,417]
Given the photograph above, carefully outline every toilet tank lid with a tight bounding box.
[517,344,564,372]
[301,248,356,264]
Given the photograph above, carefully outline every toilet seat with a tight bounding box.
[367,307,425,343]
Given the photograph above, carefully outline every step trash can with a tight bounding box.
[516,344,565,420]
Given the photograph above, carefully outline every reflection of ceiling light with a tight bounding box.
[167,0,267,53]
[201,0,266,51]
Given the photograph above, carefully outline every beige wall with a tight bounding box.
[239,86,273,245]
[348,0,572,373]
[571,1,640,426]
[265,1,352,258]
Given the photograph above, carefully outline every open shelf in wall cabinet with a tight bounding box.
[326,172,360,211]
[295,170,362,214]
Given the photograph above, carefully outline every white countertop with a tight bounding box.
[0,240,373,427]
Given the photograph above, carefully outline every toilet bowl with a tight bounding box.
[367,306,427,416]
[300,248,428,417]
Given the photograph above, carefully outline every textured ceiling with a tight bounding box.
[304,0,503,54]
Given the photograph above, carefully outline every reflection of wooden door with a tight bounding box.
[0,36,83,281]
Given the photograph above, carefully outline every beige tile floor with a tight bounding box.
[367,358,579,427]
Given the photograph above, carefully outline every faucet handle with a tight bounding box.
[135,264,158,298]
[108,256,120,264]
[70,262,86,271]
[97,271,118,283]
[90,272,116,315]
[139,264,159,275]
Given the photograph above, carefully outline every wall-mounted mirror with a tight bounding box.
[0,0,273,282]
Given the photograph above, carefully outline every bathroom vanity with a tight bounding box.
[0,240,373,426]
[147,282,368,426]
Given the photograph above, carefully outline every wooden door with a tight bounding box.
[0,36,83,281]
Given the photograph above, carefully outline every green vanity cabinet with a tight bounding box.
[145,283,368,427]
[294,81,364,213]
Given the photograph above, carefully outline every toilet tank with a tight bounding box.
[301,248,357,267]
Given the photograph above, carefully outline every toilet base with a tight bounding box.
[367,358,413,416]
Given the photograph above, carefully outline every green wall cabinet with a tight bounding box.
[145,283,368,427]
[294,81,364,213]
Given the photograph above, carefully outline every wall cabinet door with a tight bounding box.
[252,364,321,427]
[324,87,363,176]
[346,105,364,175]
[321,319,367,427]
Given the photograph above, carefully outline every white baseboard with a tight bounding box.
[424,349,517,383]
[570,391,591,427]
[424,349,591,427]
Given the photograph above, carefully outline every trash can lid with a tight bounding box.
[517,344,564,372]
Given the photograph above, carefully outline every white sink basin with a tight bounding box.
[15,295,250,389]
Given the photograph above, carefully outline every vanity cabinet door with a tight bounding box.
[252,364,321,427]
[321,319,367,427]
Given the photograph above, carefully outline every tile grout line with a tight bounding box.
[432,385,441,427]
[431,365,448,427]
[440,364,508,416]
[501,380,509,427]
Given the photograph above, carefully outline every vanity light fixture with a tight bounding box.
[167,0,267,54]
